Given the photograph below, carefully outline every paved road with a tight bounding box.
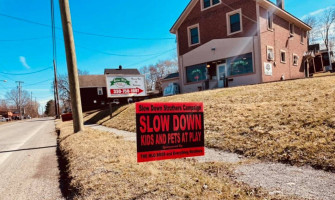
[0,118,63,200]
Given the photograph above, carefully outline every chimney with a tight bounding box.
[118,65,122,70]
[276,0,284,9]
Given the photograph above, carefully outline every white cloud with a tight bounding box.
[301,6,335,20]
[19,56,31,69]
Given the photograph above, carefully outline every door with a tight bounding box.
[217,64,227,88]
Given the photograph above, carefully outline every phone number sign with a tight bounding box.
[136,102,205,162]
[106,75,147,98]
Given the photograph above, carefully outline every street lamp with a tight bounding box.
[0,80,7,82]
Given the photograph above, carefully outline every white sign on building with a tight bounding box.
[105,75,147,98]
[264,62,273,76]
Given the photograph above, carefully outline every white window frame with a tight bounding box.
[97,87,103,95]
[289,23,294,36]
[187,24,200,47]
[201,0,221,11]
[267,11,273,31]
[226,9,243,36]
[280,50,286,63]
[266,46,275,61]
[293,54,299,66]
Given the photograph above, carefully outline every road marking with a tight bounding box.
[0,121,49,166]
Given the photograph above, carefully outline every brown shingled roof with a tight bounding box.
[79,75,106,88]
[104,68,140,75]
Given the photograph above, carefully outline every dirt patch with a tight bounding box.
[57,121,297,200]
[85,76,335,172]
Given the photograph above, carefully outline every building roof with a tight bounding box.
[79,75,106,88]
[104,68,140,75]
[163,72,179,80]
[170,0,311,34]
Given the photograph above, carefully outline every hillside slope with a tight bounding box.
[86,75,335,171]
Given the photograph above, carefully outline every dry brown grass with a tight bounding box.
[312,71,335,77]
[57,121,300,200]
[86,76,335,172]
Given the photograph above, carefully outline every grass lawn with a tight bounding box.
[85,75,335,172]
[57,121,298,200]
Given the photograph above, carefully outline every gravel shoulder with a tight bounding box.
[87,124,335,200]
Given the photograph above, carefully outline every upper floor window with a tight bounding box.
[188,24,200,46]
[267,11,273,30]
[300,31,304,44]
[202,0,220,10]
[227,9,243,35]
[289,23,294,35]
[97,87,103,95]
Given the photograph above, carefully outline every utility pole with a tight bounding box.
[16,81,24,119]
[53,60,61,118]
[59,0,84,133]
[51,0,60,119]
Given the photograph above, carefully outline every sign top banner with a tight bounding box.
[136,102,204,114]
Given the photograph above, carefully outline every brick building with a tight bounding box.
[169,0,312,93]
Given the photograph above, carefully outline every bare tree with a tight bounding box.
[0,99,9,110]
[53,69,89,111]
[319,8,335,50]
[304,16,317,45]
[139,58,178,93]
[5,87,30,110]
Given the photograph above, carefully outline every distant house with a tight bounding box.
[306,44,334,74]
[79,66,142,112]
[79,75,107,112]
[0,111,13,119]
[161,72,180,96]
[170,0,312,93]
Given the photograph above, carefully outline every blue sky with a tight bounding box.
[0,0,334,110]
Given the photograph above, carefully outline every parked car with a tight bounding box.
[0,117,6,122]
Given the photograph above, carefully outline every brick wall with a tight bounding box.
[259,6,307,82]
[177,0,257,56]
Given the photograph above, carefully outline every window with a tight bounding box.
[267,11,273,30]
[202,0,220,10]
[227,53,254,76]
[293,54,299,66]
[186,64,207,83]
[300,31,304,44]
[267,46,275,61]
[227,9,242,35]
[188,24,200,46]
[97,87,103,95]
[280,50,286,63]
[289,23,294,35]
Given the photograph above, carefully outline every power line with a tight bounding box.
[24,79,53,86]
[75,44,177,57]
[0,13,175,41]
[0,36,51,42]
[126,48,176,68]
[0,66,52,76]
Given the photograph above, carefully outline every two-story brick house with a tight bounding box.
[170,0,312,93]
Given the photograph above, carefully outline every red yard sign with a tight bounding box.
[136,102,204,162]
